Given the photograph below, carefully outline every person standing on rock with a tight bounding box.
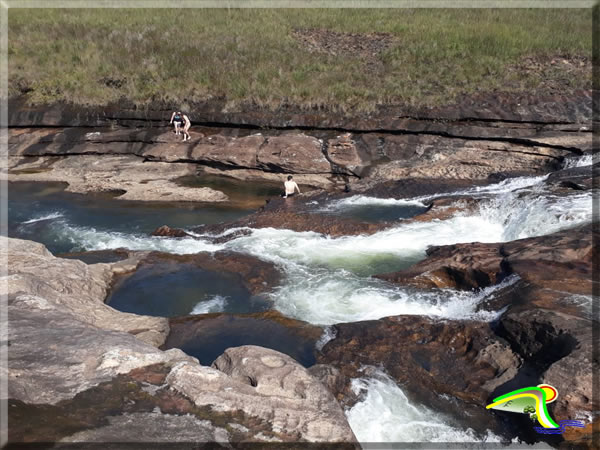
[283,175,301,198]
[170,111,184,135]
[181,113,192,142]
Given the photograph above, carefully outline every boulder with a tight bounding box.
[375,224,592,293]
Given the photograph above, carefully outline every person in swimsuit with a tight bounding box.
[170,111,183,135]
[283,175,300,198]
[181,113,191,142]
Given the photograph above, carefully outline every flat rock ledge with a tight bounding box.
[3,237,357,444]
[5,154,228,202]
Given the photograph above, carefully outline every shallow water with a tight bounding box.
[175,173,283,209]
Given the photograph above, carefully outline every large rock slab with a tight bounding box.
[6,154,227,202]
[371,223,595,445]
[179,345,356,442]
[3,237,169,346]
[5,237,357,443]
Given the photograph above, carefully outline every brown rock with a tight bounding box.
[151,225,191,238]
[257,134,331,174]
[135,250,282,296]
[317,316,521,435]
[375,223,592,293]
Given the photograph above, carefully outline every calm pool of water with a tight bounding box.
[105,262,272,318]
[6,181,256,255]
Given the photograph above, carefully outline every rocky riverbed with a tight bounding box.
[3,92,596,447]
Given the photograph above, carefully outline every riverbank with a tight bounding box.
[6,87,593,202]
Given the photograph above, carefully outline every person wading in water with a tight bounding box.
[283,175,301,198]
[169,111,184,135]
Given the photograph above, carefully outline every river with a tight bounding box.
[6,154,593,444]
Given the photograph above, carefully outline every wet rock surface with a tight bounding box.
[375,223,593,293]
[133,250,283,296]
[192,195,392,238]
[367,222,596,444]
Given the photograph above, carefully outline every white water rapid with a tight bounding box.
[346,370,506,445]
[43,173,592,326]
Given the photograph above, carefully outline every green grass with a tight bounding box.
[8,8,593,111]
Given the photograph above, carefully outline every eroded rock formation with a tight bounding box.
[4,237,357,444]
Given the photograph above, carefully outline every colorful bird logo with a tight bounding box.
[486,384,584,434]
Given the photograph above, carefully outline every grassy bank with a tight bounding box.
[8,8,593,111]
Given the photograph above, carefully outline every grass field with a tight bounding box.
[8,8,593,111]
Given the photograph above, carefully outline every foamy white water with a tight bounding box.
[563,154,594,169]
[346,370,505,444]
[191,295,228,314]
[54,223,225,254]
[21,212,64,224]
[324,196,428,209]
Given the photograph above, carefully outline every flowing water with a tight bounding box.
[346,370,506,445]
[6,155,594,444]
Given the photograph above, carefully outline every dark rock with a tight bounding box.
[57,248,131,265]
[195,196,391,238]
[8,90,592,132]
[317,316,521,436]
[375,224,592,293]
[495,308,595,441]
[135,250,282,296]
[151,225,191,238]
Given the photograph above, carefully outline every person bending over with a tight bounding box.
[283,175,300,198]
[170,111,183,135]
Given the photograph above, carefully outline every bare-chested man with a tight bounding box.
[283,175,301,198]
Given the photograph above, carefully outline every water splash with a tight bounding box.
[562,154,594,169]
[346,370,506,444]
[20,212,64,224]
[191,295,229,315]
